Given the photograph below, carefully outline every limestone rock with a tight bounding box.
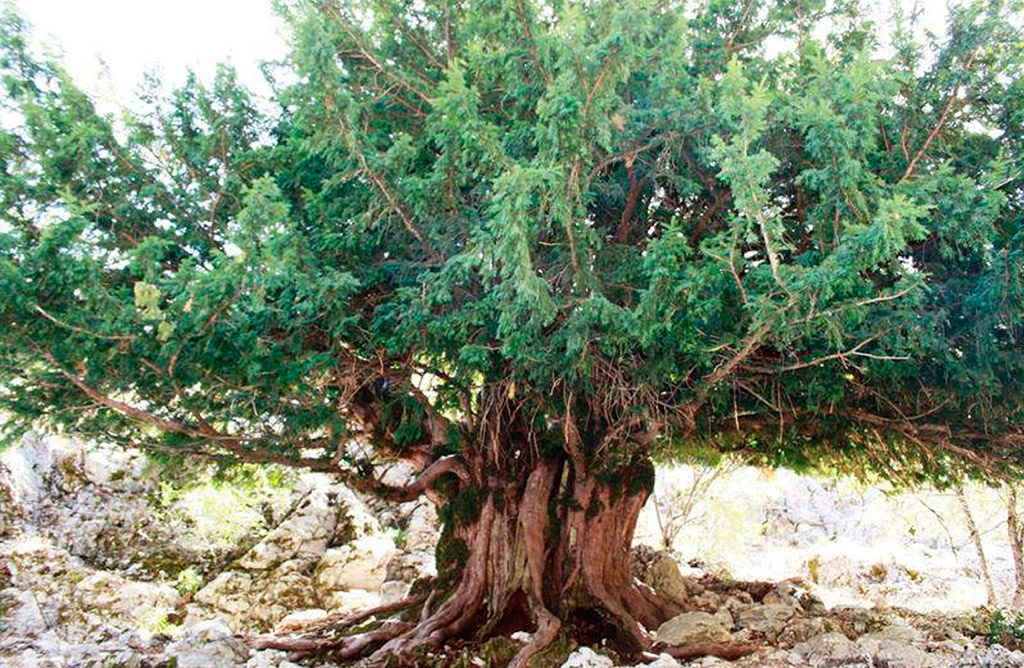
[623,654,681,668]
[320,587,381,615]
[74,571,180,619]
[165,619,250,668]
[762,581,800,607]
[859,639,935,668]
[954,645,1024,667]
[798,591,827,616]
[275,608,328,632]
[777,617,827,647]
[314,534,399,592]
[560,647,614,668]
[793,632,863,664]
[631,546,692,606]
[236,485,345,571]
[860,621,924,645]
[381,579,411,603]
[655,611,733,646]
[195,564,318,630]
[734,603,796,634]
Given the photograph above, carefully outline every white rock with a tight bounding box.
[247,650,290,668]
[510,631,534,644]
[867,639,936,668]
[794,632,863,663]
[314,534,398,592]
[236,488,339,570]
[560,647,614,668]
[275,608,328,632]
[321,588,381,615]
[861,622,924,644]
[381,579,411,603]
[166,619,250,668]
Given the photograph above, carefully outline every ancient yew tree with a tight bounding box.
[1,0,1023,664]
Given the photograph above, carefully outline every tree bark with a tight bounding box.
[366,451,683,666]
[1007,486,1024,608]
[957,486,996,608]
[251,445,699,665]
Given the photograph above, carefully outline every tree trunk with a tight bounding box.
[252,447,699,665]
[371,452,683,666]
[1007,486,1024,608]
[957,486,996,608]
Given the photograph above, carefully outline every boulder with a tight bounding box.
[319,588,381,615]
[275,608,328,633]
[195,564,318,630]
[655,611,733,646]
[798,591,827,616]
[165,619,250,668]
[236,485,345,571]
[74,571,180,619]
[762,580,800,606]
[314,534,399,592]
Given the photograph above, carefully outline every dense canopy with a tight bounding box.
[1,0,1023,661]
[1,0,1022,477]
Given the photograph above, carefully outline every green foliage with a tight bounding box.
[174,567,203,597]
[984,609,1024,650]
[0,0,1022,483]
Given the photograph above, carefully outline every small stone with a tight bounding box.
[656,611,733,646]
[631,546,692,607]
[793,632,859,663]
[865,639,935,668]
[777,617,826,647]
[559,647,614,668]
[860,622,924,645]
[735,603,797,634]
[798,591,827,616]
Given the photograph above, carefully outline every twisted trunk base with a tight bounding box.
[251,454,749,666]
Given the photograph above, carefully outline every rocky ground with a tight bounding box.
[1,436,1022,668]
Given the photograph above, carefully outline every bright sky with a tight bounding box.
[16,0,954,111]
[17,0,288,106]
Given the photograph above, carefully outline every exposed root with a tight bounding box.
[247,619,412,656]
[508,608,561,668]
[657,643,761,661]
[246,594,425,658]
[274,593,426,635]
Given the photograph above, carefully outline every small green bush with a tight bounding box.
[987,609,1024,650]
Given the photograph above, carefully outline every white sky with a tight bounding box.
[16,0,954,111]
[17,0,288,106]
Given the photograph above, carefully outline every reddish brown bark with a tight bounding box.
[251,436,738,666]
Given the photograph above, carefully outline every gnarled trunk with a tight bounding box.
[367,450,680,666]
[252,418,721,666]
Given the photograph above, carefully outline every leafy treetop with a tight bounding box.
[0,0,1022,489]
